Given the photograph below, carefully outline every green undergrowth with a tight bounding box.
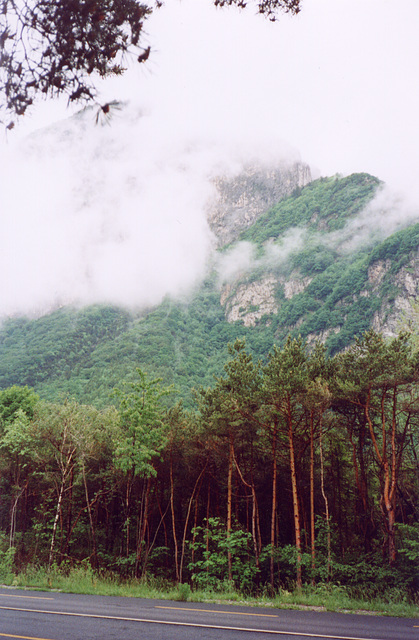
[2,565,417,618]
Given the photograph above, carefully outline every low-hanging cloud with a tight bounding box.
[215,228,307,285]
[214,185,419,287]
[332,186,419,254]
[0,103,299,317]
[2,0,418,317]
[0,107,211,316]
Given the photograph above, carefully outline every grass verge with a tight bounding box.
[1,566,418,619]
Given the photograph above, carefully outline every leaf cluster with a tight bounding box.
[214,0,301,20]
[0,0,153,127]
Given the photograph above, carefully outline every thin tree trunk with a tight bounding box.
[227,436,234,583]
[192,480,206,567]
[169,450,179,582]
[49,480,65,569]
[48,444,75,569]
[232,450,260,568]
[82,459,97,568]
[270,421,278,591]
[125,470,133,557]
[287,396,302,589]
[141,497,170,579]
[135,476,151,577]
[319,415,331,579]
[9,484,26,549]
[366,387,400,566]
[179,462,207,583]
[309,411,316,585]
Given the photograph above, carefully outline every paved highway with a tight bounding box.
[0,587,417,640]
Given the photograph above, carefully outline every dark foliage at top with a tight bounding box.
[214,0,301,20]
[0,0,302,129]
[0,0,154,128]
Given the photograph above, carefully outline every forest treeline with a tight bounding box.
[0,330,418,598]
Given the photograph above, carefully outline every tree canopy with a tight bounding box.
[0,0,302,129]
[0,330,417,598]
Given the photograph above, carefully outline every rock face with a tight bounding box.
[371,252,419,337]
[220,272,313,328]
[209,165,418,348]
[221,276,279,327]
[207,162,312,246]
[283,276,312,299]
[367,259,392,288]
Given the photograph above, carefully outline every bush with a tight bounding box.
[188,517,259,592]
[0,547,15,582]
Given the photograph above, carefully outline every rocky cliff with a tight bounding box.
[206,161,312,246]
[0,169,417,406]
[370,251,419,337]
[212,171,419,348]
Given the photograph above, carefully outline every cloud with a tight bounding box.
[0,108,208,315]
[215,228,307,284]
[1,0,418,316]
[0,102,299,317]
[331,186,419,255]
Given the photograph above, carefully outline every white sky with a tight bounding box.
[1,0,419,315]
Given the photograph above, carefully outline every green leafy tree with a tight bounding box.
[113,368,171,575]
[188,516,259,592]
[26,399,116,568]
[0,386,40,549]
[262,336,309,588]
[0,409,36,548]
[0,385,39,431]
[198,340,262,580]
[303,344,332,581]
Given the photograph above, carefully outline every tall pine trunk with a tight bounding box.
[227,436,234,582]
[270,422,278,590]
[309,411,316,584]
[169,450,179,582]
[287,396,302,589]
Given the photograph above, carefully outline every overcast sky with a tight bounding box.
[1,0,419,316]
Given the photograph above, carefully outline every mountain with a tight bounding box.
[0,169,418,407]
[206,161,312,245]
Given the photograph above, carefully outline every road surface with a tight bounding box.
[0,587,417,640]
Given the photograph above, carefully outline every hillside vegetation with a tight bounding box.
[0,333,418,604]
[0,172,418,603]
[0,172,417,408]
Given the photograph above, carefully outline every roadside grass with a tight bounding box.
[2,566,418,618]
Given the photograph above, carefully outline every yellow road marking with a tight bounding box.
[0,595,53,601]
[0,634,55,640]
[0,605,390,639]
[156,605,278,617]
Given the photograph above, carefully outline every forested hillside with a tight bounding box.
[0,172,418,600]
[0,173,417,408]
[0,333,417,597]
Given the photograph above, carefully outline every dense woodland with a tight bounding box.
[0,331,418,598]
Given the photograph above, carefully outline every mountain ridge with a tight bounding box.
[0,169,418,407]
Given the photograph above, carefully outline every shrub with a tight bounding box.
[188,517,259,592]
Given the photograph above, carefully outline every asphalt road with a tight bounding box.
[0,587,417,640]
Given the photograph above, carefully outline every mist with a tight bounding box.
[1,0,418,317]
[0,104,300,317]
